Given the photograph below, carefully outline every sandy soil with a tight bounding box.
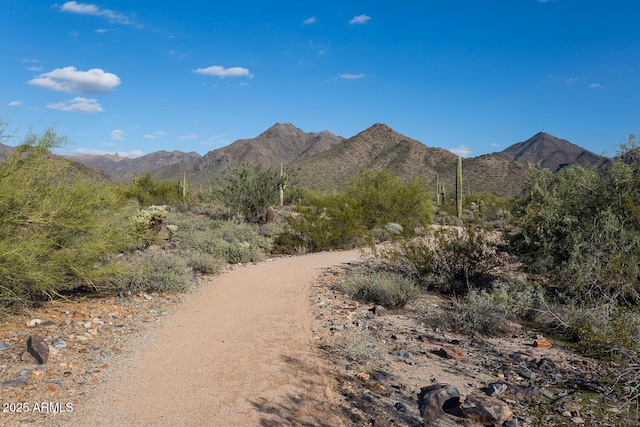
[67,250,362,427]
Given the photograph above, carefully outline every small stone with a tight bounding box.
[27,335,49,364]
[460,393,514,425]
[355,372,370,381]
[27,318,42,327]
[391,350,412,358]
[52,338,67,349]
[485,382,508,397]
[571,416,585,424]
[533,338,552,348]
[371,305,388,316]
[394,402,407,412]
[435,345,465,360]
[505,417,519,427]
[0,341,11,351]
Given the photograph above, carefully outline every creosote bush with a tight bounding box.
[376,224,505,295]
[337,269,418,309]
[122,250,192,293]
[323,328,389,373]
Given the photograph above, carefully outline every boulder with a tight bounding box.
[460,393,513,425]
[417,384,460,424]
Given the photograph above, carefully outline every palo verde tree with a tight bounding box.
[212,162,286,224]
[513,134,640,304]
[0,128,138,308]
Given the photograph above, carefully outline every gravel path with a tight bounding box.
[69,250,361,427]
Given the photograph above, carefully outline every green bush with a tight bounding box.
[377,224,505,294]
[289,169,433,251]
[211,162,288,224]
[346,169,432,234]
[122,250,191,293]
[512,143,640,303]
[0,128,140,306]
[181,249,225,275]
[337,269,419,308]
[289,192,370,251]
[178,218,271,264]
[122,173,194,208]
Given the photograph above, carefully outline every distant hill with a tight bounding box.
[0,142,14,160]
[71,150,201,182]
[493,131,605,172]
[293,123,529,198]
[152,123,344,183]
[62,124,605,199]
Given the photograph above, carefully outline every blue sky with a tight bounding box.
[1,1,639,158]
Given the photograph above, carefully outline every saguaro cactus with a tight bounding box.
[456,157,463,218]
[278,163,288,207]
[435,173,441,205]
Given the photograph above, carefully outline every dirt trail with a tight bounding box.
[70,250,361,427]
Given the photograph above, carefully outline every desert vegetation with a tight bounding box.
[2,124,640,418]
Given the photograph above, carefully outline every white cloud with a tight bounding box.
[110,129,125,141]
[94,28,108,34]
[447,146,471,157]
[349,14,371,25]
[46,97,104,114]
[143,131,167,140]
[27,66,42,72]
[178,134,199,142]
[340,73,366,80]
[318,49,326,56]
[590,83,602,88]
[193,66,253,78]
[29,66,121,93]
[303,17,316,25]
[8,101,22,107]
[59,1,135,26]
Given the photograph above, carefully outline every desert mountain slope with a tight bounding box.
[152,123,344,182]
[294,123,529,198]
[494,131,604,172]
[71,150,201,182]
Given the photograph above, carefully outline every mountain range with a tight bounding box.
[0,123,607,198]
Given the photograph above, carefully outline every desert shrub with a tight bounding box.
[122,173,193,208]
[323,328,389,373]
[345,169,432,234]
[178,218,271,264]
[377,224,505,294]
[122,250,191,293]
[128,205,170,249]
[289,170,433,251]
[0,128,141,306]
[211,162,289,224]
[512,147,640,304]
[424,278,544,337]
[337,269,418,308]
[289,192,370,251]
[181,249,225,275]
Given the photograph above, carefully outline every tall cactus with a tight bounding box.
[456,157,463,218]
[278,163,288,207]
[435,173,440,205]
